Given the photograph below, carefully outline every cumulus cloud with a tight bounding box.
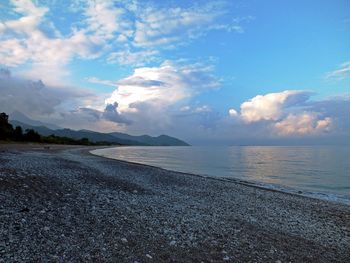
[274,113,332,136]
[102,102,131,124]
[326,61,350,81]
[105,61,220,113]
[239,90,310,123]
[3,66,349,142]
[228,108,238,117]
[227,90,337,137]
[86,61,221,135]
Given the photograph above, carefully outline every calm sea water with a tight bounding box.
[91,146,350,203]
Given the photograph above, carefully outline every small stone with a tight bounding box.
[146,254,153,259]
[250,217,257,223]
[133,190,138,194]
[43,226,50,231]
[275,260,282,263]
[51,255,59,262]
[121,238,128,243]
[19,207,30,213]
[223,256,230,261]
[169,240,176,246]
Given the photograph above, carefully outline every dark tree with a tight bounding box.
[24,129,41,142]
[79,138,90,145]
[0,112,14,140]
[13,126,23,141]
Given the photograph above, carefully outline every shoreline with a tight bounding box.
[1,144,349,262]
[89,148,350,206]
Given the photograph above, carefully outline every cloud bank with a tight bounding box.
[0,69,130,131]
[1,67,350,144]
[228,90,341,137]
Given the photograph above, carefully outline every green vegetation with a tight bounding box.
[0,112,113,146]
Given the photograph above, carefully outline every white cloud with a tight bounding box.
[132,2,226,48]
[240,90,309,123]
[86,77,117,87]
[326,61,350,81]
[1,0,247,78]
[228,108,238,117]
[0,68,129,130]
[90,61,221,135]
[194,105,212,113]
[0,0,47,34]
[274,113,332,136]
[0,69,93,117]
[0,0,103,84]
[105,61,220,113]
[82,0,246,66]
[226,90,339,137]
[84,0,132,41]
[107,49,159,66]
[0,39,30,66]
[180,105,212,113]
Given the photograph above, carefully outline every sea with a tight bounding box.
[91,146,350,205]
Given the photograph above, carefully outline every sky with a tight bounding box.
[0,0,350,145]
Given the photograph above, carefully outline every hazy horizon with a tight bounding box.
[1,0,349,145]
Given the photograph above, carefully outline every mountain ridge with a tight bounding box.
[10,111,61,130]
[9,119,189,146]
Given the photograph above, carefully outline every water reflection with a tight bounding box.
[91,146,350,197]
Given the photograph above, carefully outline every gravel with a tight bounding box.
[0,145,349,262]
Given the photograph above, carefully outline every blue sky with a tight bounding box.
[0,0,349,144]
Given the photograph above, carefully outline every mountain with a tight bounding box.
[9,111,61,130]
[109,132,189,146]
[9,120,189,146]
[10,120,54,136]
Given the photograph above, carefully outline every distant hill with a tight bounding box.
[10,111,61,130]
[9,119,189,146]
[109,132,189,146]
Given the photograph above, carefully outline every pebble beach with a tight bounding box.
[0,144,349,262]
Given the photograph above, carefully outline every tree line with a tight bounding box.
[0,112,113,146]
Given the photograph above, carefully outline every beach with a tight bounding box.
[0,145,349,262]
